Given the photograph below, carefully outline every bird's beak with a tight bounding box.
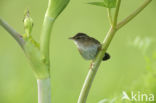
[68,37,74,40]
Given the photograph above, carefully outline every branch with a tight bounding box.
[77,1,121,103]
[113,0,121,27]
[77,0,153,103]
[107,8,113,25]
[116,0,152,30]
[0,17,25,48]
[77,27,117,103]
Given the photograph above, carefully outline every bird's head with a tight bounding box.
[69,33,90,43]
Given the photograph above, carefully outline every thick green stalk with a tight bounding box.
[40,0,69,103]
[39,0,55,103]
[40,12,55,63]
[1,0,70,103]
[40,0,70,60]
[37,78,51,103]
[77,0,152,103]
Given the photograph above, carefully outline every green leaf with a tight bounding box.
[88,0,116,8]
[103,0,116,8]
[88,2,106,7]
[47,0,70,19]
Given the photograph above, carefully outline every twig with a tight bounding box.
[116,0,152,30]
[113,0,121,27]
[107,8,113,25]
[0,17,25,48]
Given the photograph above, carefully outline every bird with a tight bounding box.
[69,33,110,61]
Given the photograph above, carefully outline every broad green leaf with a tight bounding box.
[103,0,117,8]
[88,2,106,7]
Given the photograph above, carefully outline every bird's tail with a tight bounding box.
[103,52,110,61]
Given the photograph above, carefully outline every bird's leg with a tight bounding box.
[89,61,93,69]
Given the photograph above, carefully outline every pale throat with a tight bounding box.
[73,40,99,51]
[74,41,87,50]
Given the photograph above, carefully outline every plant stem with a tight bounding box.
[107,8,113,25]
[39,0,55,102]
[78,27,117,103]
[77,0,119,103]
[113,0,121,27]
[116,0,152,30]
[37,78,51,103]
[39,0,69,102]
[40,15,55,62]
[40,0,55,63]
[78,0,152,102]
[0,17,25,48]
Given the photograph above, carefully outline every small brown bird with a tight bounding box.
[69,33,110,61]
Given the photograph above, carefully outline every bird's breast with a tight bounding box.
[78,44,99,60]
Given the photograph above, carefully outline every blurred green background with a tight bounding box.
[0,0,156,103]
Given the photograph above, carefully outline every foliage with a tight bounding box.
[47,0,70,19]
[88,0,117,8]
